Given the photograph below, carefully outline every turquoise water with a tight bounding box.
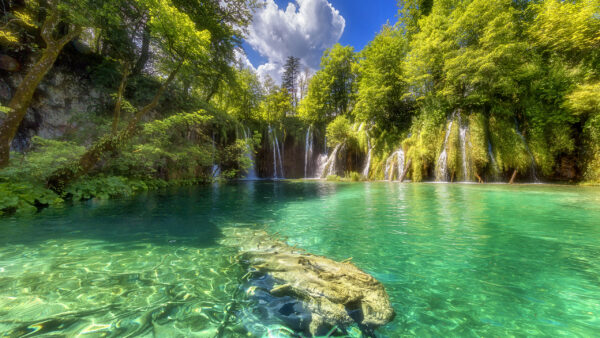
[1,182,599,336]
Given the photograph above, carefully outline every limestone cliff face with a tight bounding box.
[0,66,108,151]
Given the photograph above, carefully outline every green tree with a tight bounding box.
[282,56,301,109]
[354,25,412,129]
[299,44,357,124]
[47,0,212,192]
[0,0,120,168]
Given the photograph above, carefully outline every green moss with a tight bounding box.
[326,175,341,181]
[467,113,489,176]
[488,116,530,174]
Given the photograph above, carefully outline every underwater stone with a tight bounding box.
[224,228,396,336]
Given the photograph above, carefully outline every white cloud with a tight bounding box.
[233,48,256,71]
[246,0,345,83]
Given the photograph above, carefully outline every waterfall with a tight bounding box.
[304,126,314,178]
[396,149,405,181]
[268,126,284,179]
[435,118,454,181]
[320,143,342,178]
[362,139,373,178]
[488,141,499,177]
[514,120,539,182]
[315,154,328,178]
[459,120,469,181]
[384,148,405,181]
[211,134,220,177]
[384,154,393,180]
[242,128,257,180]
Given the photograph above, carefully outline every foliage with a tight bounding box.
[354,25,412,129]
[0,137,86,183]
[0,182,62,216]
[326,115,354,147]
[65,175,164,200]
[299,44,357,124]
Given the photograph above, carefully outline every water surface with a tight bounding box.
[0,182,599,336]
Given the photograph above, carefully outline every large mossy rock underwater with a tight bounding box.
[223,228,395,336]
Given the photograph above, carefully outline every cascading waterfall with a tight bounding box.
[242,127,257,180]
[268,126,284,179]
[362,139,373,178]
[304,126,314,178]
[435,118,454,181]
[320,144,342,178]
[514,120,539,182]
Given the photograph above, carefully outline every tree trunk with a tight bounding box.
[132,24,150,76]
[509,169,518,184]
[399,159,412,182]
[474,172,483,184]
[112,65,130,134]
[47,61,183,193]
[0,3,81,168]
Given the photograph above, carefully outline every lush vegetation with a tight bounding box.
[299,0,599,183]
[1,0,599,215]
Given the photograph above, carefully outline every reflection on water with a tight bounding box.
[1,182,600,336]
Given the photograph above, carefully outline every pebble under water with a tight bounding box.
[0,181,599,336]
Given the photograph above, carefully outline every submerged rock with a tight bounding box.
[223,228,395,336]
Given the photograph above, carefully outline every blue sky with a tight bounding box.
[241,0,399,82]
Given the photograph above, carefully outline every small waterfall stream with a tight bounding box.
[211,133,220,177]
[242,128,257,180]
[304,126,314,178]
[320,144,342,178]
[384,149,405,181]
[459,117,469,181]
[396,149,406,181]
[362,139,373,178]
[488,141,499,178]
[435,118,454,181]
[515,120,539,182]
[268,126,284,179]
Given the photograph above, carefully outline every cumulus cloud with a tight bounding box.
[246,0,345,83]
